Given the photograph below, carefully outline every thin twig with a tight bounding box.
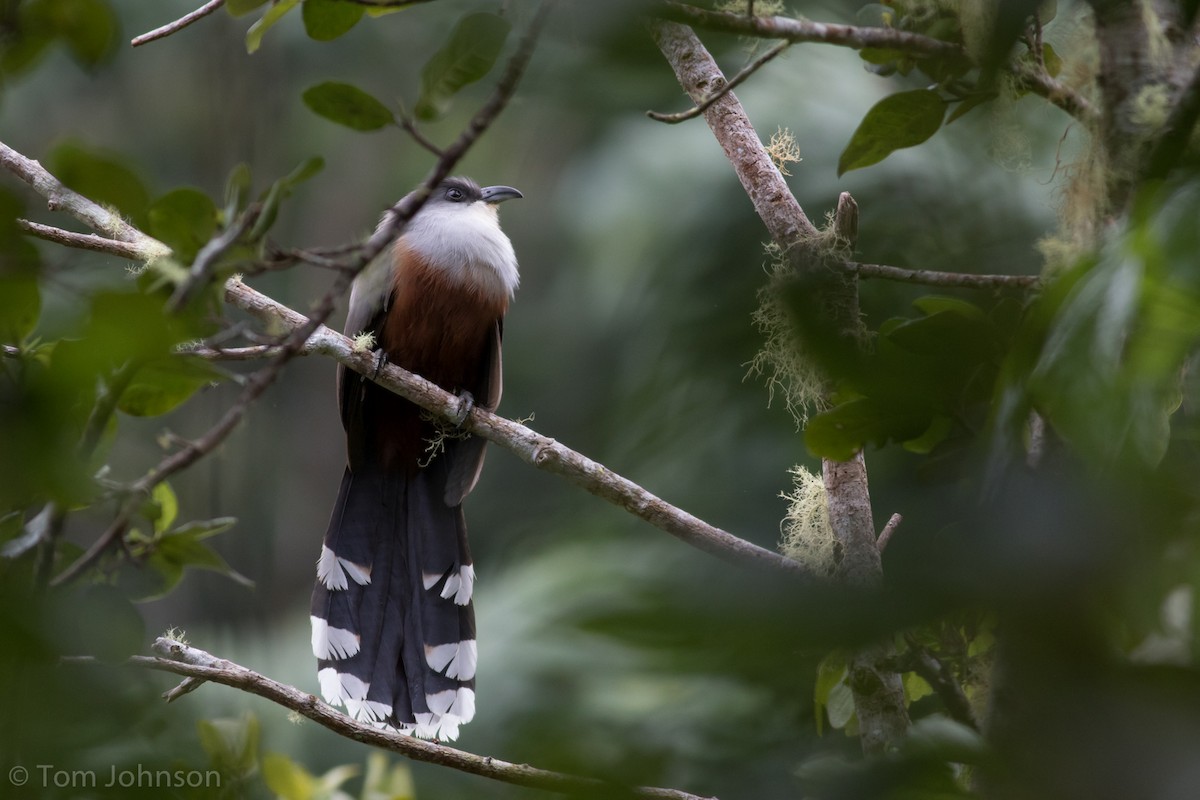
[167,205,261,312]
[0,144,169,258]
[132,0,225,47]
[876,513,902,552]
[18,219,148,260]
[397,106,445,157]
[119,638,715,799]
[647,41,789,123]
[181,344,286,361]
[851,262,1040,289]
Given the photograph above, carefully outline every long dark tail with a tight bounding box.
[310,460,476,740]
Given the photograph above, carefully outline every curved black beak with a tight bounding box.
[480,185,523,204]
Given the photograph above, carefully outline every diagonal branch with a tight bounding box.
[131,0,225,47]
[221,276,811,578]
[115,637,715,800]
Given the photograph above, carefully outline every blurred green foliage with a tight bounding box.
[2,1,1200,800]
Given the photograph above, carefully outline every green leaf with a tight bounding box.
[118,356,222,417]
[223,163,253,222]
[902,670,934,705]
[149,481,179,535]
[414,12,511,121]
[144,526,251,600]
[146,188,218,265]
[902,414,954,454]
[805,397,930,461]
[302,81,394,131]
[263,753,315,800]
[302,0,364,41]
[813,652,847,736]
[226,0,270,16]
[47,140,150,223]
[838,89,947,175]
[198,714,260,779]
[946,91,997,124]
[1042,43,1062,77]
[245,0,300,53]
[249,156,325,241]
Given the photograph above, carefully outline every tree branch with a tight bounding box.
[651,2,1097,125]
[116,637,715,800]
[17,219,149,260]
[131,0,225,47]
[851,261,1039,289]
[651,19,910,753]
[648,20,817,241]
[653,1,960,57]
[0,142,171,259]
[220,276,811,578]
[647,41,789,124]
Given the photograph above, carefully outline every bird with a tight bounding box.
[310,177,522,741]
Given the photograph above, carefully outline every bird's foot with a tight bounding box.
[452,391,475,427]
[371,349,389,380]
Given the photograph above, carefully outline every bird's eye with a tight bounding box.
[445,187,465,202]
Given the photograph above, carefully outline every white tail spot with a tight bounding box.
[316,545,371,590]
[311,616,361,660]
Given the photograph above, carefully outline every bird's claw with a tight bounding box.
[371,349,389,380]
[453,391,475,427]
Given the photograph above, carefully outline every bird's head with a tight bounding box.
[401,177,523,297]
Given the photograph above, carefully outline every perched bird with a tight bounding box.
[311,177,522,741]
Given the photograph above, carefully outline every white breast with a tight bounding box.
[401,202,520,301]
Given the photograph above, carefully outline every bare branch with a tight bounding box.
[876,512,902,552]
[649,20,817,242]
[131,0,225,47]
[18,219,148,260]
[0,142,170,260]
[654,1,960,57]
[652,2,1097,124]
[1009,62,1098,125]
[181,344,285,361]
[647,41,789,124]
[221,277,813,578]
[851,261,1040,289]
[123,637,715,800]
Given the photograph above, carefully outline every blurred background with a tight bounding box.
[0,1,1093,797]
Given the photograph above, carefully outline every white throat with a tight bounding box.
[401,202,519,300]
